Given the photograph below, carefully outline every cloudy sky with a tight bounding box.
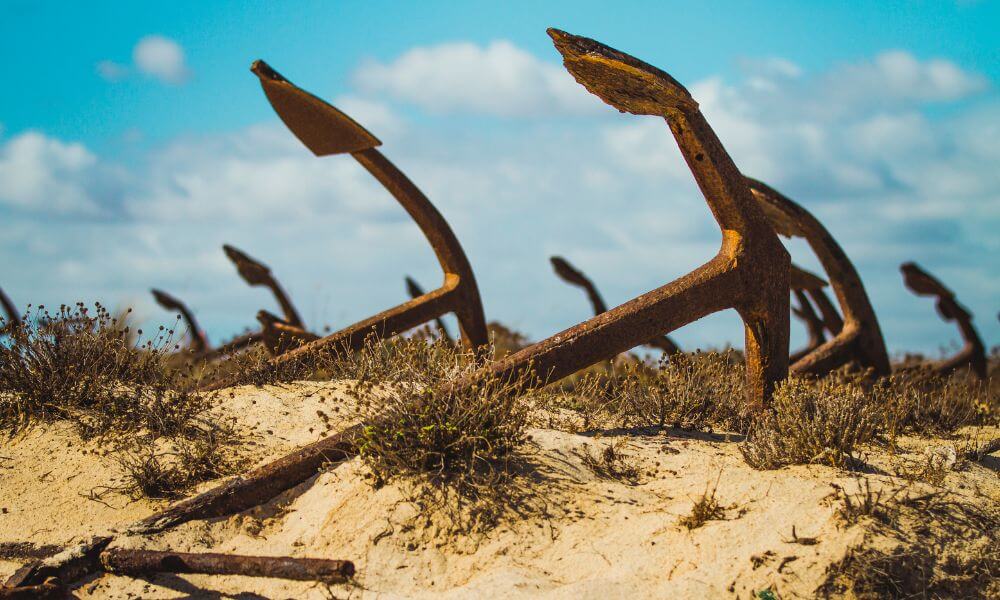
[1,1,997,355]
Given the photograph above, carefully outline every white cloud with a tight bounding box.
[0,131,116,214]
[96,60,129,82]
[352,40,604,117]
[133,35,189,84]
[4,43,997,354]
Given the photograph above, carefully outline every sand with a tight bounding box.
[2,381,997,598]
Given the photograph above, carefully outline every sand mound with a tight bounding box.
[3,382,997,598]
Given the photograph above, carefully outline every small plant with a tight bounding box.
[834,479,894,526]
[348,337,533,530]
[740,375,883,469]
[679,475,726,530]
[581,439,641,483]
[876,371,996,437]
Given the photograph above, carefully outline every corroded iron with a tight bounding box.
[788,264,828,363]
[0,577,63,599]
[150,289,209,354]
[0,287,19,332]
[248,60,488,362]
[256,309,320,356]
[900,261,986,379]
[224,244,304,329]
[549,256,680,354]
[442,30,790,408]
[748,178,890,377]
[406,276,455,343]
[100,548,354,583]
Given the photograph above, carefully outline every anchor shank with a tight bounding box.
[445,259,739,393]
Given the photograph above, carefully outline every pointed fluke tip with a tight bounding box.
[151,289,180,311]
[546,26,696,116]
[549,256,587,286]
[250,59,286,82]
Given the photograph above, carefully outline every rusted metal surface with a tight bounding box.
[0,287,19,332]
[788,264,828,363]
[151,289,210,354]
[406,276,455,343]
[100,548,354,583]
[900,261,986,379]
[256,309,320,355]
[223,244,305,329]
[790,290,826,363]
[131,423,363,535]
[438,30,790,409]
[748,178,890,377]
[4,535,112,589]
[248,60,488,364]
[549,256,681,354]
[0,577,63,599]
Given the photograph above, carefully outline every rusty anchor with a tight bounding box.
[247,60,489,363]
[438,29,790,408]
[747,178,890,377]
[150,289,210,354]
[223,244,305,329]
[788,265,829,364]
[900,261,986,379]
[549,256,681,354]
[255,308,320,356]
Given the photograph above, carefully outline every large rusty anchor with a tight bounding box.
[748,179,890,377]
[150,289,210,354]
[250,60,489,363]
[549,256,681,354]
[443,30,790,408]
[900,261,986,379]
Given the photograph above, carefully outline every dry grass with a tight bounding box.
[0,303,241,499]
[740,375,885,469]
[877,370,996,438]
[580,439,642,483]
[553,350,747,433]
[820,488,999,598]
[679,475,726,530]
[322,337,537,531]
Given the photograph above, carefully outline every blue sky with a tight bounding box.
[1,1,998,355]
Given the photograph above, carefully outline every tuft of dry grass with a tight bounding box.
[329,337,535,531]
[740,375,884,469]
[580,439,641,483]
[679,475,726,530]
[554,350,747,433]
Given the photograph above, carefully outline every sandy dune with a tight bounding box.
[2,382,996,598]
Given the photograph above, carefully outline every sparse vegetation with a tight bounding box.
[327,336,536,531]
[820,488,999,598]
[740,375,884,469]
[0,303,241,499]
